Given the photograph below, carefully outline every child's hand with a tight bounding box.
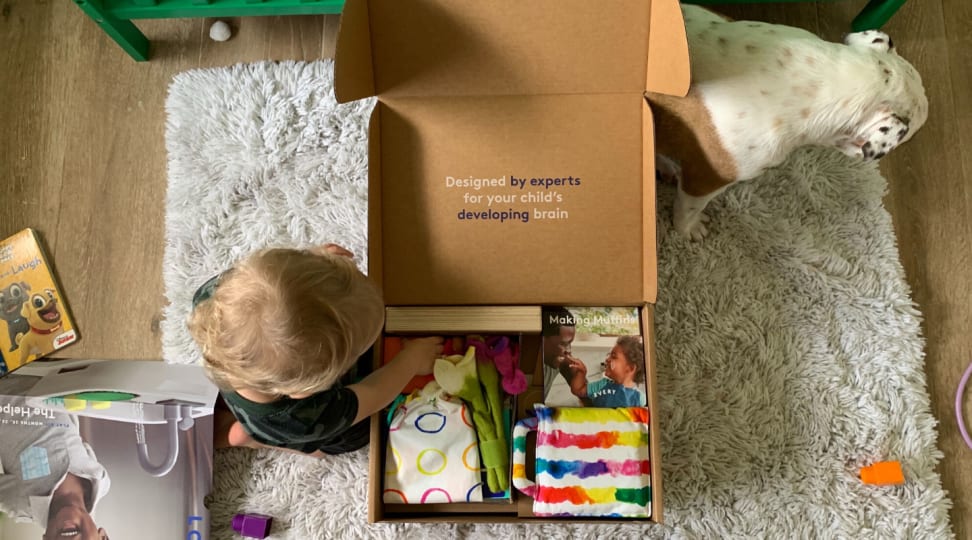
[564,359,588,398]
[568,358,586,377]
[400,336,444,375]
[308,243,355,258]
[558,356,585,377]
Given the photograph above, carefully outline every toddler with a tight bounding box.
[561,335,645,407]
[188,244,442,457]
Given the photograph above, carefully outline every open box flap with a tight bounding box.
[646,0,690,97]
[334,0,375,103]
[336,0,688,101]
[373,93,654,306]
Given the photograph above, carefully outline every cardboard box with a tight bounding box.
[334,0,689,524]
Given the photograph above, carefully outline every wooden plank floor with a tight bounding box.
[0,1,967,536]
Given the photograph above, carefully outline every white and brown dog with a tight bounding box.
[648,6,928,240]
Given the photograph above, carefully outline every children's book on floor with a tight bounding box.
[541,306,648,408]
[0,358,217,539]
[0,228,79,377]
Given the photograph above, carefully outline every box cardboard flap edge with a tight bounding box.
[336,0,689,100]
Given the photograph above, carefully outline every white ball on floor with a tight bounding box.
[209,21,232,42]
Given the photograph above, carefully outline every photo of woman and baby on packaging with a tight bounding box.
[541,306,647,408]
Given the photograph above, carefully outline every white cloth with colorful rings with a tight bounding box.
[383,382,483,504]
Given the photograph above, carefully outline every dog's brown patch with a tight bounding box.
[718,37,728,46]
[801,108,811,119]
[806,55,816,66]
[773,117,784,129]
[745,44,758,54]
[760,89,771,96]
[782,47,793,58]
[645,91,738,197]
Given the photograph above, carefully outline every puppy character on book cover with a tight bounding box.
[16,287,67,366]
[1,281,31,352]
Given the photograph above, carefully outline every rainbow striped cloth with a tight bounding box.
[512,405,651,518]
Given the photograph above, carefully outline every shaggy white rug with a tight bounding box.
[163,60,953,539]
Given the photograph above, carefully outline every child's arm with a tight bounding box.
[348,336,443,425]
[561,358,589,398]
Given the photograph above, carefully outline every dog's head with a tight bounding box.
[0,282,29,322]
[836,31,928,161]
[21,288,61,330]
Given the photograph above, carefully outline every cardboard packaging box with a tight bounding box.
[334,0,689,524]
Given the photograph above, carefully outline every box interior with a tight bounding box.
[372,95,655,306]
[369,305,662,522]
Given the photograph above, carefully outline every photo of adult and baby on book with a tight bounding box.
[541,306,647,408]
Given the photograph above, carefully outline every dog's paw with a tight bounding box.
[655,154,682,185]
[674,208,711,241]
[844,30,895,53]
[674,188,718,241]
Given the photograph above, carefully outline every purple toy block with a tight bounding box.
[232,513,272,539]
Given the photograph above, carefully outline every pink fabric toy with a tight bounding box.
[467,335,527,395]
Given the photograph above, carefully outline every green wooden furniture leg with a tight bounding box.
[73,0,150,61]
[70,0,346,62]
[851,0,907,31]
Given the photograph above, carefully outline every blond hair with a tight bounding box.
[188,248,384,396]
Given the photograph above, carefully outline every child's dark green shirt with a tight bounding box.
[221,371,370,455]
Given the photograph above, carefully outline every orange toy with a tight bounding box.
[860,461,905,486]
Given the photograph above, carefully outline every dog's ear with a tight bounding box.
[844,30,896,54]
[836,135,867,160]
[838,108,911,161]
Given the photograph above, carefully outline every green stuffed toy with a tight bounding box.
[434,346,509,492]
